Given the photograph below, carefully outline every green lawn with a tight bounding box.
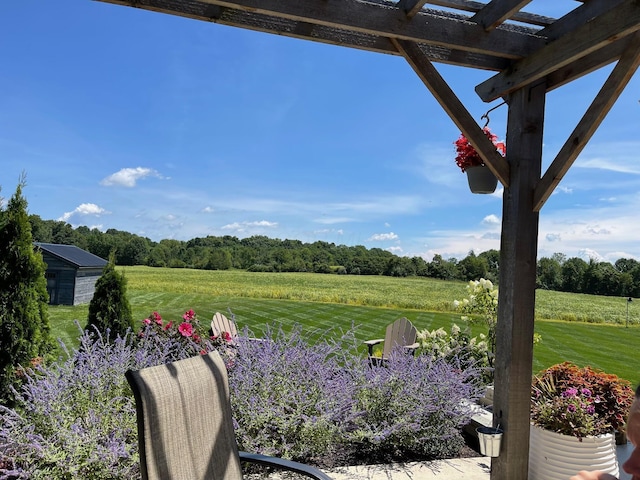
[48,267,640,385]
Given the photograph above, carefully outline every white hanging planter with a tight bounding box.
[528,424,618,480]
[477,426,503,457]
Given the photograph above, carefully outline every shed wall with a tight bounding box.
[41,254,103,306]
[73,268,104,305]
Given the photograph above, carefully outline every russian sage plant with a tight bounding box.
[228,325,362,466]
[1,319,483,478]
[0,319,214,480]
[347,348,482,462]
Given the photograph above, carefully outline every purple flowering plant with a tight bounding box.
[531,362,634,439]
[1,314,484,478]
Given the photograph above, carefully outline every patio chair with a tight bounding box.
[363,317,419,365]
[125,351,333,480]
[211,311,262,344]
[211,311,238,341]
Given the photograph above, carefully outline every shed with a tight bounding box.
[35,243,108,306]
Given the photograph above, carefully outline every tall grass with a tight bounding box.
[47,267,640,384]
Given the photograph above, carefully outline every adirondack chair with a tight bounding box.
[363,317,419,365]
[211,311,262,344]
[125,351,332,480]
[210,311,238,342]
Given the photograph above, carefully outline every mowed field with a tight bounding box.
[48,266,640,385]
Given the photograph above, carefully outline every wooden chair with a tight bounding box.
[211,311,238,341]
[125,351,333,480]
[363,317,419,364]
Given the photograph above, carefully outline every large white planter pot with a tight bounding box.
[528,424,618,480]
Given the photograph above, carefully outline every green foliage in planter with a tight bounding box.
[531,362,634,439]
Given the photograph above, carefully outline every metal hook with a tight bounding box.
[480,101,506,129]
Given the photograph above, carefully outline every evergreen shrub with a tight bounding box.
[86,252,133,339]
[0,182,52,405]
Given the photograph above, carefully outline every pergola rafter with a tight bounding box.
[92,1,640,478]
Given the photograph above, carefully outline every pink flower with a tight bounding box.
[143,318,151,325]
[178,322,193,337]
[163,321,173,331]
[222,331,232,342]
[152,311,163,325]
[182,309,195,321]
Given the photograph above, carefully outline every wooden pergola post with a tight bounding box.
[491,81,546,480]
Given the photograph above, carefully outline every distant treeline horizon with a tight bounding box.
[28,215,640,298]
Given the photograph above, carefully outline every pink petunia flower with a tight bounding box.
[222,331,232,342]
[178,322,193,337]
[163,321,173,331]
[143,318,151,325]
[182,309,195,322]
[152,311,163,325]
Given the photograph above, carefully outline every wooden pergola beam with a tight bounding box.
[427,0,555,27]
[197,0,544,59]
[393,38,510,186]
[545,38,628,92]
[534,32,640,211]
[476,0,640,101]
[471,0,533,31]
[397,0,428,18]
[538,0,626,40]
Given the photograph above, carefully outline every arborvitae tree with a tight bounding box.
[0,180,53,403]
[86,250,133,339]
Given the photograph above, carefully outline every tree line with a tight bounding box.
[28,215,640,297]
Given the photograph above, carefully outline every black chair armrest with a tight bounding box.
[239,451,333,479]
[363,338,384,357]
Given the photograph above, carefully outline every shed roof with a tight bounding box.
[35,243,108,269]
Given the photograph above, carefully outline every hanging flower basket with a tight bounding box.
[454,127,504,195]
[466,165,498,194]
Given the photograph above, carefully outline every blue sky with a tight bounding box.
[2,1,640,263]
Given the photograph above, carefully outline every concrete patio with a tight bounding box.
[324,441,635,480]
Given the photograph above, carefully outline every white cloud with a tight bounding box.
[586,225,611,235]
[100,167,163,187]
[369,232,399,241]
[546,233,561,242]
[578,248,605,262]
[314,228,344,235]
[202,206,215,213]
[314,217,354,225]
[578,157,640,174]
[221,220,278,233]
[482,214,500,225]
[387,246,403,253]
[59,203,108,222]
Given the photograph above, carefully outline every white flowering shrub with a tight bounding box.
[416,324,492,386]
[453,278,498,367]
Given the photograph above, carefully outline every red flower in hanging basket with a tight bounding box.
[454,127,506,173]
